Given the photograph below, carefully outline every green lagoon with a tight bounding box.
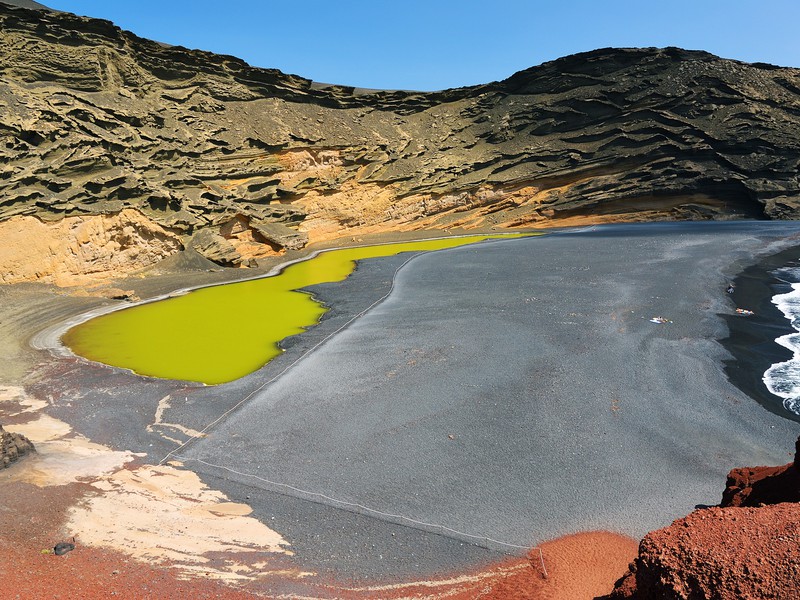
[63,234,528,385]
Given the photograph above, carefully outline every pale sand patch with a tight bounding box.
[0,386,139,486]
[340,563,531,594]
[11,413,72,441]
[0,384,47,414]
[147,394,207,446]
[68,464,296,581]
[1,387,299,583]
[3,436,138,487]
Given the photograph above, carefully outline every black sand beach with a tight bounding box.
[721,246,800,423]
[175,221,800,581]
[11,221,800,592]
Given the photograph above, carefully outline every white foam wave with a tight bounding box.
[764,279,800,415]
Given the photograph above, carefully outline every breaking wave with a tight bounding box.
[763,267,800,416]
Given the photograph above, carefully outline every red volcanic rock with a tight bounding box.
[600,436,800,600]
[721,436,800,507]
[601,504,800,600]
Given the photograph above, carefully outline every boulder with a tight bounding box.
[251,221,308,251]
[189,229,243,267]
[1,424,35,468]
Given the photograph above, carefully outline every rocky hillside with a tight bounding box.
[601,437,800,599]
[2,2,800,282]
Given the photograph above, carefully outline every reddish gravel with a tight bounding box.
[477,532,638,600]
[0,473,636,599]
[0,480,258,600]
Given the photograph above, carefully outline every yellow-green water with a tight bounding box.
[63,234,529,385]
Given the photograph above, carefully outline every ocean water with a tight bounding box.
[763,265,800,416]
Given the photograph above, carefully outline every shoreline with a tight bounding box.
[30,231,529,379]
[3,220,800,598]
[720,245,800,423]
[179,221,800,577]
[30,223,800,420]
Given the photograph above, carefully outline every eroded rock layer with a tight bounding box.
[0,209,183,285]
[2,2,800,280]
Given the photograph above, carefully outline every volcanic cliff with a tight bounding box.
[601,437,800,600]
[2,1,800,283]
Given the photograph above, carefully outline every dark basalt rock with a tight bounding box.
[53,541,75,556]
[1,424,35,468]
[1,1,799,267]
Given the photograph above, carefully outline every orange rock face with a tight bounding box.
[0,209,183,285]
[601,437,800,600]
[721,436,800,507]
[603,504,800,600]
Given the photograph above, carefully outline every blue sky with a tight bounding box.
[47,1,800,91]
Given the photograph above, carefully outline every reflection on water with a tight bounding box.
[64,235,528,384]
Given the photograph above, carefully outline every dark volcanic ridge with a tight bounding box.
[3,0,49,10]
[1,1,800,280]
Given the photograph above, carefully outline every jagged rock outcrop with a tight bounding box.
[601,437,800,600]
[189,228,247,267]
[1,424,35,468]
[722,436,800,507]
[601,505,800,600]
[2,2,800,281]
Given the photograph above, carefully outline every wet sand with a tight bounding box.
[2,221,800,598]
[720,245,800,421]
